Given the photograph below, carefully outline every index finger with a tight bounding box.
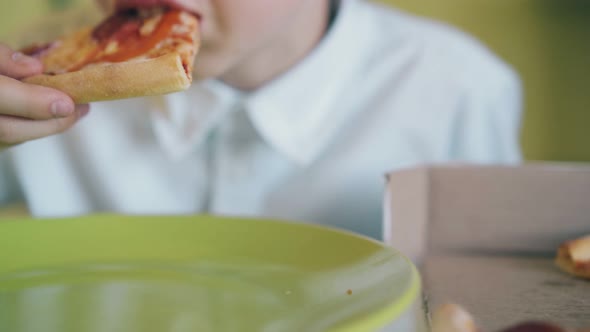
[0,43,43,79]
[0,75,76,120]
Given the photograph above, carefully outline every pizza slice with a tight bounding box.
[20,6,200,103]
[555,234,590,280]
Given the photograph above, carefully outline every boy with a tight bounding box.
[0,0,521,239]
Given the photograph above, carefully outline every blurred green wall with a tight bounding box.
[0,0,97,46]
[1,0,589,161]
[0,1,51,35]
[382,0,590,162]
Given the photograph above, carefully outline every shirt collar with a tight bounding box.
[151,0,375,164]
[244,0,372,165]
[149,80,242,161]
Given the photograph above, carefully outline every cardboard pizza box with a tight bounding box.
[384,163,590,262]
[383,163,590,330]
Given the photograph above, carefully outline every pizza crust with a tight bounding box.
[23,52,190,104]
[431,303,480,332]
[555,234,590,279]
[21,7,199,104]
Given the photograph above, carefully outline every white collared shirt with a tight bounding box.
[0,0,522,239]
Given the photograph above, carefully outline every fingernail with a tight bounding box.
[50,100,74,117]
[11,52,36,64]
[77,105,90,118]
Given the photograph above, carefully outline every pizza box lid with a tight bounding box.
[383,162,590,262]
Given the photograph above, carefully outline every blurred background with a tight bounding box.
[0,0,588,162]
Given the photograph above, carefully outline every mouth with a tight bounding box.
[114,0,201,18]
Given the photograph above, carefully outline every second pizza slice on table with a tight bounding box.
[21,6,200,103]
[556,234,590,280]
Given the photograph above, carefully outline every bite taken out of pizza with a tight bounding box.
[20,5,200,103]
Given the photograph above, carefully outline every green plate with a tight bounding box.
[0,215,420,332]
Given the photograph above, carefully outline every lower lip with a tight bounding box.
[116,0,195,13]
[117,1,202,21]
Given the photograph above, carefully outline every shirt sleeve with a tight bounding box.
[447,68,523,164]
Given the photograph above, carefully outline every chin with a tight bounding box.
[192,68,223,82]
[192,56,232,82]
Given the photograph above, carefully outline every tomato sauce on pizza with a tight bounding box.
[19,5,200,103]
[22,6,199,78]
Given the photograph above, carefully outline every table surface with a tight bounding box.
[423,253,590,331]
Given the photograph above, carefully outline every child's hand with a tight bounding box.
[0,43,88,149]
